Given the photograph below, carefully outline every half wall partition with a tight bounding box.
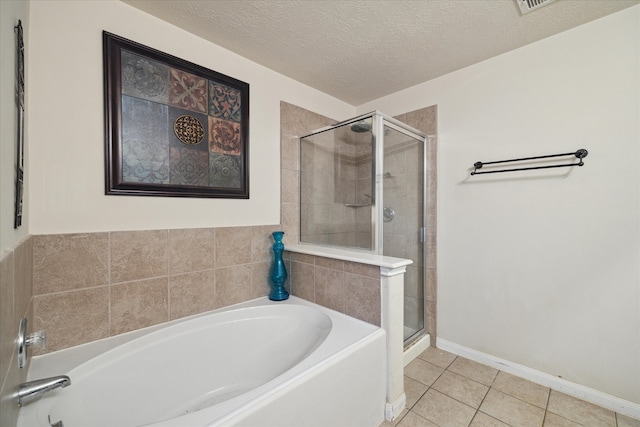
[299,111,428,345]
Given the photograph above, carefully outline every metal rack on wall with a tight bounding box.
[470,149,588,176]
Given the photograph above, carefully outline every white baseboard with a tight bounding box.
[385,392,407,421]
[436,338,640,420]
[403,333,431,367]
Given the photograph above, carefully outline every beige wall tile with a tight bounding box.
[215,227,252,268]
[251,261,272,298]
[426,267,436,302]
[314,266,345,313]
[14,237,32,319]
[33,286,109,352]
[169,270,216,319]
[214,264,252,308]
[280,203,299,244]
[111,230,168,283]
[0,356,22,427]
[281,169,299,204]
[33,233,108,295]
[290,261,315,302]
[344,273,380,326]
[290,252,315,265]
[344,261,379,278]
[168,228,216,275]
[403,105,438,135]
[316,256,344,270]
[111,278,168,335]
[0,252,15,388]
[251,225,281,263]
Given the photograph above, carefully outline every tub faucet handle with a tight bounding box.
[26,329,47,349]
[17,318,47,369]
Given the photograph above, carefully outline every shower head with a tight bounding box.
[350,121,371,133]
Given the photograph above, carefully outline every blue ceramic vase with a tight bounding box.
[269,231,289,301]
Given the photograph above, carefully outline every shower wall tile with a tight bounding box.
[33,286,110,352]
[281,203,300,245]
[280,102,335,248]
[111,277,169,335]
[169,269,216,319]
[168,228,216,275]
[395,105,438,343]
[427,267,437,303]
[281,168,299,204]
[33,233,109,295]
[111,230,168,283]
[402,105,438,135]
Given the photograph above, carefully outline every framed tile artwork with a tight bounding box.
[103,32,249,198]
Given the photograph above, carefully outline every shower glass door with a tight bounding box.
[380,121,426,342]
[300,112,428,344]
[299,117,374,249]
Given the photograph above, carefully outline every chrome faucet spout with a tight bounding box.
[18,375,71,406]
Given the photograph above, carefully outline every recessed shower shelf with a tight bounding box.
[344,204,371,208]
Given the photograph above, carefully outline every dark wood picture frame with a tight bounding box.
[103,32,249,198]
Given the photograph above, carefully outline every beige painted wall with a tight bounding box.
[359,6,640,403]
[27,0,355,235]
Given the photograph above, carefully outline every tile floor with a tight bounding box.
[381,347,640,427]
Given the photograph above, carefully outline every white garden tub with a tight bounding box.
[18,296,386,427]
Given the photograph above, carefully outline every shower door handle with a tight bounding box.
[383,207,395,222]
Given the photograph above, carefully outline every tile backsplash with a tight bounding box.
[29,224,385,355]
[0,237,32,427]
[31,225,281,354]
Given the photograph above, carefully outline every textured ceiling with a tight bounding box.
[121,0,638,105]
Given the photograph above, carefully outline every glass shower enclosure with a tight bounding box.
[299,111,427,344]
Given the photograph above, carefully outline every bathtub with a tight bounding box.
[18,296,386,427]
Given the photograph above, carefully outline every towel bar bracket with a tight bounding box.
[471,149,588,176]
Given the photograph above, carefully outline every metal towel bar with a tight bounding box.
[471,149,588,176]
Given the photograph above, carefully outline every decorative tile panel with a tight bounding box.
[209,82,242,122]
[121,50,169,104]
[168,68,208,114]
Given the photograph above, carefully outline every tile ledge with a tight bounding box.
[286,244,413,269]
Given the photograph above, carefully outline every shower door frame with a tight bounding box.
[298,111,429,345]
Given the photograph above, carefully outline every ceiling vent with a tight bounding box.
[515,0,558,15]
